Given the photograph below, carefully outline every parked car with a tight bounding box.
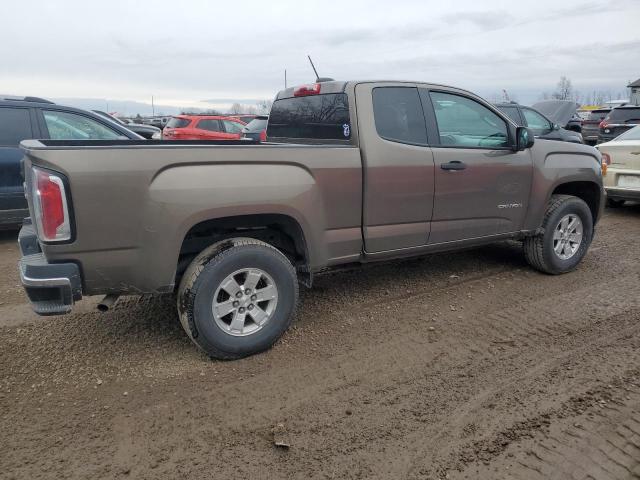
[580,108,611,145]
[0,96,142,228]
[145,117,170,129]
[495,102,583,143]
[597,105,640,144]
[17,80,603,360]
[93,111,161,139]
[163,115,246,140]
[532,100,582,133]
[241,115,268,142]
[597,125,640,206]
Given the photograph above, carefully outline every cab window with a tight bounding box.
[372,87,428,145]
[43,110,122,140]
[430,92,509,148]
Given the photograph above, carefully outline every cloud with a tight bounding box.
[0,0,638,108]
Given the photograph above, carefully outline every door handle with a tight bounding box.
[441,161,467,171]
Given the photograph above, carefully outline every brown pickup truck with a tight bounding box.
[18,80,604,359]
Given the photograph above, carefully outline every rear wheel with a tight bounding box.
[524,195,593,275]
[177,238,298,360]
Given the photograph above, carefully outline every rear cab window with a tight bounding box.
[267,93,351,143]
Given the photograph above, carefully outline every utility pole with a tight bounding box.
[151,96,155,117]
[284,69,287,88]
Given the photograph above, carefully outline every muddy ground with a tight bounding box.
[1,205,640,479]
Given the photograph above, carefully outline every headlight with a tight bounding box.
[151,131,161,140]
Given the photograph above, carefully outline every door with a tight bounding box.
[357,83,435,253]
[423,89,532,244]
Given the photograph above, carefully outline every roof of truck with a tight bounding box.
[274,80,480,101]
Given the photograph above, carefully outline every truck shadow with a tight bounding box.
[2,240,529,375]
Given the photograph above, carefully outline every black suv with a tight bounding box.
[495,102,584,144]
[598,105,640,144]
[0,97,142,228]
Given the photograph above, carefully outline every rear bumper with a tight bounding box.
[0,207,29,228]
[605,187,640,201]
[18,221,82,315]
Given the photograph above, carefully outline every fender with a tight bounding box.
[144,162,328,291]
[524,143,603,231]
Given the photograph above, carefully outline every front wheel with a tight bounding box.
[177,238,298,360]
[524,195,593,275]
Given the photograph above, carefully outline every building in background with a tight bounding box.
[629,78,640,105]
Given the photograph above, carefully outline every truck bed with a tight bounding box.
[20,139,364,295]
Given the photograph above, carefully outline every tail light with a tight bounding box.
[599,120,608,129]
[260,130,267,142]
[601,152,611,176]
[31,166,71,242]
[294,83,321,97]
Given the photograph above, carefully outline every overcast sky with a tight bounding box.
[2,0,639,111]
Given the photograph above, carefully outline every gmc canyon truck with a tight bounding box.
[17,80,604,359]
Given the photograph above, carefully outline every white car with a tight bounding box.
[597,125,640,206]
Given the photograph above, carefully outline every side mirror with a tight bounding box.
[515,127,535,151]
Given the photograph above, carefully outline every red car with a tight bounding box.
[163,115,246,140]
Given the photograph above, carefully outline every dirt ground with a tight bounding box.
[1,205,640,480]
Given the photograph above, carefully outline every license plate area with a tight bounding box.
[618,175,640,188]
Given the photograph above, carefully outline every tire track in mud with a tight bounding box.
[91,275,640,479]
[449,370,640,480]
[2,208,640,479]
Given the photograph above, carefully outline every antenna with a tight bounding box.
[308,55,320,82]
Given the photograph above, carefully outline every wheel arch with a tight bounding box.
[175,213,313,287]
[550,181,602,224]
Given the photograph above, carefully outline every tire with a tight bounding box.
[177,238,298,360]
[606,197,625,208]
[524,194,593,275]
